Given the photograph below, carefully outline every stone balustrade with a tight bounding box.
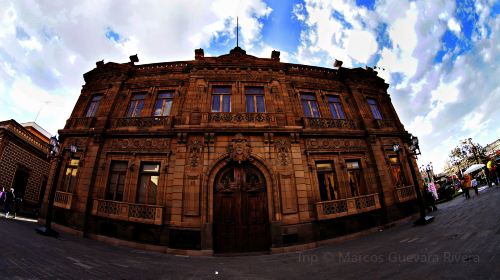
[109,116,172,129]
[53,191,73,209]
[315,193,381,220]
[91,199,164,225]
[303,117,356,129]
[65,117,96,129]
[394,185,417,203]
[205,113,276,126]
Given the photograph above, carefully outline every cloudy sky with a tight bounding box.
[0,0,498,172]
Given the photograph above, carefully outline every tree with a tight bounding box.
[447,138,486,176]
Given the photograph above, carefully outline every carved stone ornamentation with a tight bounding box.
[275,139,290,166]
[306,138,367,152]
[110,138,170,151]
[228,133,252,163]
[188,138,203,167]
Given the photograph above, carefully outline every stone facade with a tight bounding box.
[0,120,51,214]
[43,47,420,253]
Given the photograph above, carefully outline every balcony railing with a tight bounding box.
[91,199,164,225]
[205,112,276,125]
[109,116,172,129]
[315,193,381,220]
[394,185,417,203]
[53,191,73,209]
[65,117,95,129]
[303,118,356,129]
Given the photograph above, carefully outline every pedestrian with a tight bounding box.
[471,176,479,196]
[4,188,15,218]
[427,182,438,211]
[464,176,471,200]
[0,188,5,214]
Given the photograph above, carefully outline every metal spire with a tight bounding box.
[236,17,239,47]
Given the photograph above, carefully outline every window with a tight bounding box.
[327,96,345,119]
[316,162,339,201]
[154,91,174,116]
[211,86,231,112]
[85,95,102,117]
[126,93,146,117]
[106,161,127,201]
[389,155,406,187]
[367,98,382,120]
[61,159,79,193]
[137,163,160,205]
[245,87,265,112]
[346,160,365,197]
[301,93,320,118]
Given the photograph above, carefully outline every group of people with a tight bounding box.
[0,187,18,218]
[457,174,481,200]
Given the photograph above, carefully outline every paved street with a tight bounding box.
[1,186,500,280]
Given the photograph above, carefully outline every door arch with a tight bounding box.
[213,162,270,253]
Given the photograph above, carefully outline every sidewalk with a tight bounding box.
[1,187,499,279]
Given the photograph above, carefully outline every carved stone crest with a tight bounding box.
[228,133,252,163]
[188,138,203,167]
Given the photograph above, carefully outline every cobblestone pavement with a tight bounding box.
[1,186,499,280]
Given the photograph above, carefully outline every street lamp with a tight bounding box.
[36,136,77,237]
[400,134,434,225]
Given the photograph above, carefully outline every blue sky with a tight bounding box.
[0,0,498,172]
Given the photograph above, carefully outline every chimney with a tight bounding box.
[271,50,280,61]
[195,48,204,60]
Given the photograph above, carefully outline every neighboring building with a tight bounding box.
[0,119,51,214]
[485,139,500,159]
[42,47,420,254]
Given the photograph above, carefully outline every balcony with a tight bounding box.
[65,117,95,129]
[109,116,173,130]
[315,193,381,220]
[373,119,397,129]
[394,185,417,203]
[53,191,73,209]
[91,199,164,225]
[204,113,276,127]
[303,117,356,129]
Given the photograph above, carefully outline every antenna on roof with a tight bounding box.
[236,17,239,47]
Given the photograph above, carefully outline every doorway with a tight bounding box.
[213,163,270,253]
[12,167,30,200]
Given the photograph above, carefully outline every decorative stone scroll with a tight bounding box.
[110,138,170,151]
[188,138,203,167]
[303,117,356,129]
[228,133,252,163]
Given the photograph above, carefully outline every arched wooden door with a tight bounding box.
[214,163,270,253]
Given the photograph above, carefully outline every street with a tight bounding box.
[1,186,499,280]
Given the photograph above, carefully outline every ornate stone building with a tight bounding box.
[0,120,51,215]
[42,47,419,254]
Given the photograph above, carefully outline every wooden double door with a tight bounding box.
[214,163,270,253]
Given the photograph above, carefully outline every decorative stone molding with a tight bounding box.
[275,139,291,166]
[110,138,170,151]
[306,138,367,152]
[188,138,203,167]
[228,134,252,163]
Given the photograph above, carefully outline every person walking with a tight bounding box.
[464,175,471,200]
[472,176,479,196]
[4,188,15,218]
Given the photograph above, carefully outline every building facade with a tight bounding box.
[0,120,51,215]
[43,47,420,253]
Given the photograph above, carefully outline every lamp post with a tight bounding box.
[398,134,434,225]
[36,136,77,237]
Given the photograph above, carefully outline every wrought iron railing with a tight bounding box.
[53,191,73,209]
[315,193,381,220]
[91,199,164,225]
[303,117,356,129]
[394,185,416,203]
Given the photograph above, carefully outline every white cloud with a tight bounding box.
[448,17,461,35]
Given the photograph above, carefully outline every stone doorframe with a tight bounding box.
[200,154,278,251]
